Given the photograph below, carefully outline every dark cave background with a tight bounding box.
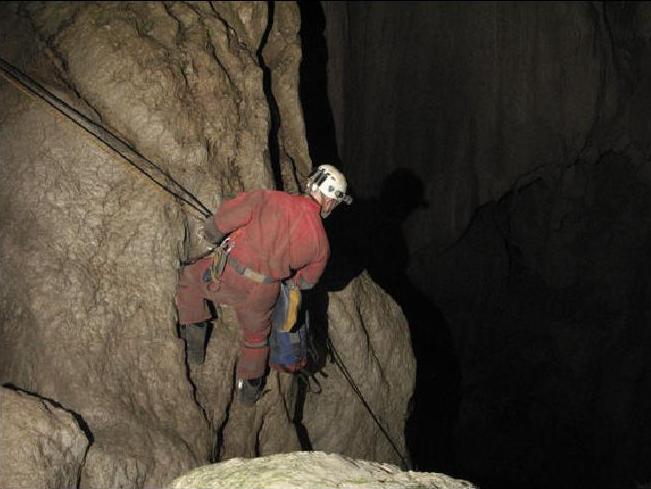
[299,2,651,489]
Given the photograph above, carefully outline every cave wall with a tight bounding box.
[1,387,90,489]
[323,2,651,489]
[0,2,415,488]
[325,1,618,255]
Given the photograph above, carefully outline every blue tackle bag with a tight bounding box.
[269,282,309,372]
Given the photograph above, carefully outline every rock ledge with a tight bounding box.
[168,451,475,489]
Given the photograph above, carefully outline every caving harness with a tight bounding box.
[200,237,315,384]
[228,256,274,284]
[199,233,274,287]
[200,238,234,285]
[197,233,313,379]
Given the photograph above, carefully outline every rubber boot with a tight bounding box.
[180,322,208,365]
[236,376,265,406]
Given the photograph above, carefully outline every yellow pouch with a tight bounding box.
[281,286,302,332]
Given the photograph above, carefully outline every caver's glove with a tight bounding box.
[281,281,302,332]
[202,217,224,245]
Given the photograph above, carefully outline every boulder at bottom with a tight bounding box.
[168,451,476,489]
[0,386,90,489]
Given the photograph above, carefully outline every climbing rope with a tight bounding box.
[325,336,411,469]
[0,56,212,219]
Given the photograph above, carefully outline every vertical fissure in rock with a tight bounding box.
[209,366,237,463]
[179,342,211,446]
[257,0,283,191]
[586,2,617,145]
[76,441,91,489]
[293,377,313,450]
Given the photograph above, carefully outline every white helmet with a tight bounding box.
[306,164,353,205]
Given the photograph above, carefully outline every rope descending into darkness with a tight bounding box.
[0,56,212,219]
[326,336,411,469]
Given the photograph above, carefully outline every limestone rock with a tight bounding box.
[0,1,276,486]
[0,387,90,489]
[167,451,475,489]
[302,272,416,467]
[263,1,313,192]
[0,2,416,487]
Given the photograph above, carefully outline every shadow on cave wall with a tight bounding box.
[297,0,461,473]
[322,170,462,473]
[297,2,651,488]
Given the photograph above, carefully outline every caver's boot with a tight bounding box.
[236,376,265,406]
[179,322,208,365]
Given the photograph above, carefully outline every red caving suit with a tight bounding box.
[176,190,330,379]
